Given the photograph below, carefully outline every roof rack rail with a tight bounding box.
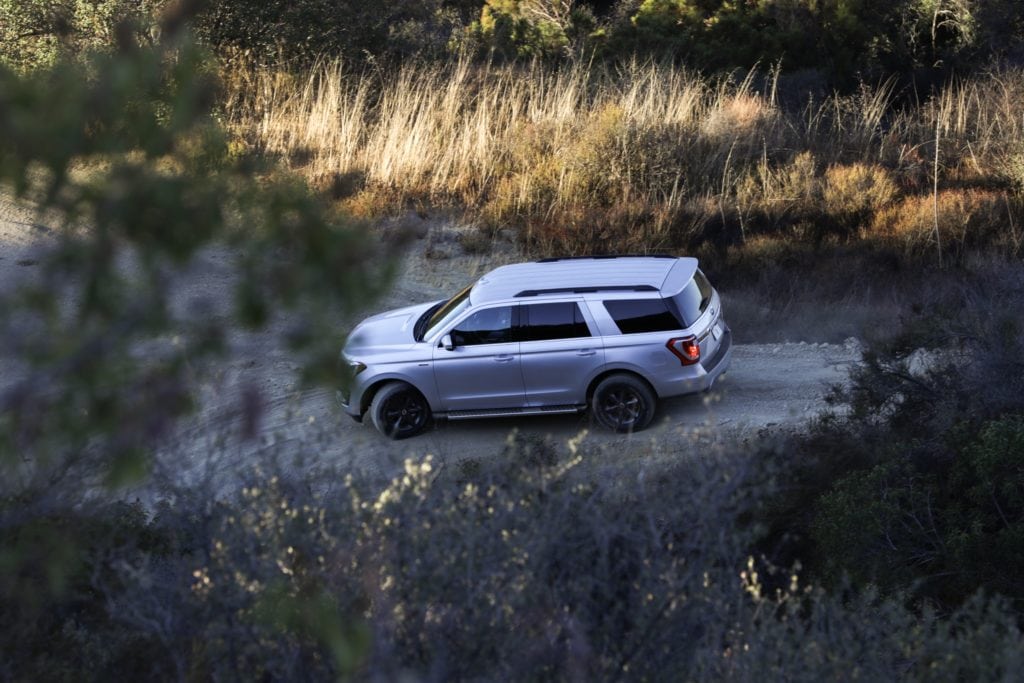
[515,284,658,297]
[536,254,676,263]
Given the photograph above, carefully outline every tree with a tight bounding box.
[0,3,392,672]
[192,0,468,66]
[0,0,169,70]
[471,0,599,59]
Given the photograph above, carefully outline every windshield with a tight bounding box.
[417,283,473,341]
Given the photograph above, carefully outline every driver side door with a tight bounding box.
[432,304,526,412]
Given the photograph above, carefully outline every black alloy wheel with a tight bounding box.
[371,382,431,439]
[591,373,656,433]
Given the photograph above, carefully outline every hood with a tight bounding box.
[343,301,438,356]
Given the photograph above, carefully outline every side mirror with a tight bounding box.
[441,334,455,351]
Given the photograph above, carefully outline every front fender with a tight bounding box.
[352,365,441,415]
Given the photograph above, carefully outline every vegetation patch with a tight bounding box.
[760,274,1024,609]
[228,59,1024,267]
[2,2,1024,678]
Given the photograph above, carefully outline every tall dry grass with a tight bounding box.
[228,60,1024,259]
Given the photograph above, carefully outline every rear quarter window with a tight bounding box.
[603,299,683,334]
[671,270,714,327]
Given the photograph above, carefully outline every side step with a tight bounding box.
[446,405,582,420]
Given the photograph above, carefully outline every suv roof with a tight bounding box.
[470,256,698,305]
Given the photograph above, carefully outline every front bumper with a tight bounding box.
[336,389,363,422]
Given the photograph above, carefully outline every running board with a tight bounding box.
[445,405,582,420]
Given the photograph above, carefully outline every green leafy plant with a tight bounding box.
[0,4,392,672]
[0,0,169,71]
[470,0,598,59]
[763,275,1024,607]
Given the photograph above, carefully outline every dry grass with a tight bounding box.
[822,163,900,232]
[868,189,1023,257]
[227,60,1024,260]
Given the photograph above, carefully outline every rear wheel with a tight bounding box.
[370,382,431,439]
[591,373,656,433]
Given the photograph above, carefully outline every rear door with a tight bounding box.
[518,301,604,407]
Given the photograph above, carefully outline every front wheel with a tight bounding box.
[591,374,656,433]
[370,382,431,439]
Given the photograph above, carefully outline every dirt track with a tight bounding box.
[0,201,860,485]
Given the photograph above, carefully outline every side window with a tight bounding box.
[603,299,683,334]
[522,302,591,342]
[671,270,714,327]
[451,306,514,346]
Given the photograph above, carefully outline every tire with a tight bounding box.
[591,373,657,433]
[370,382,431,439]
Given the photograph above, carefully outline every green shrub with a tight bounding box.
[609,0,1023,84]
[469,0,599,60]
[0,11,393,677]
[4,441,1024,679]
[0,0,475,70]
[812,457,944,592]
[948,418,1024,595]
[765,277,1024,608]
[810,415,1024,606]
[193,0,469,66]
[0,0,168,71]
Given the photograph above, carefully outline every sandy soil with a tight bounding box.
[0,201,860,488]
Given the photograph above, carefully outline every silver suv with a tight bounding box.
[339,255,731,438]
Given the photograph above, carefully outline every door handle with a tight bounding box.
[494,354,515,363]
[575,349,597,357]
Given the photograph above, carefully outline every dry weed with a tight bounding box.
[823,163,900,232]
[867,189,1015,256]
[226,61,1024,260]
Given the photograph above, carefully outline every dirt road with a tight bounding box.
[0,203,859,485]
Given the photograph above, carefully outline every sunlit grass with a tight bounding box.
[227,60,1024,260]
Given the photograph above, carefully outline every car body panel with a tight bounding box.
[344,301,434,356]
[469,257,697,304]
[520,336,605,406]
[433,340,526,410]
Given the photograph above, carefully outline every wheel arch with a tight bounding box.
[586,368,659,404]
[360,377,429,416]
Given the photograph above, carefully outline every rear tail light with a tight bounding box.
[667,336,700,366]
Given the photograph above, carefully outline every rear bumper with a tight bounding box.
[652,323,732,397]
[701,326,732,389]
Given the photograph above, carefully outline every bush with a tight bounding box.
[763,273,1024,608]
[0,0,475,70]
[0,14,392,679]
[0,0,168,71]
[867,189,1018,259]
[469,0,599,60]
[608,0,1024,86]
[4,438,1024,679]
[822,163,900,235]
[193,0,469,67]
[811,416,1024,607]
